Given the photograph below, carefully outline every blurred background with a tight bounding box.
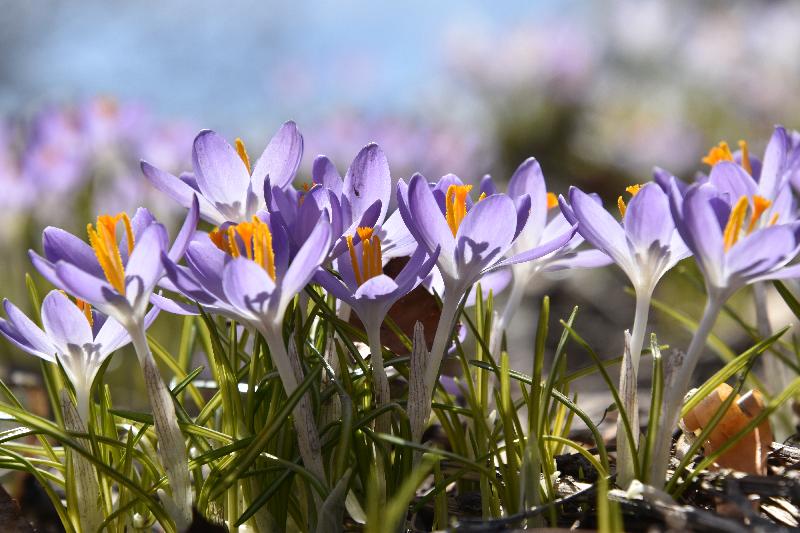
[1,0,800,425]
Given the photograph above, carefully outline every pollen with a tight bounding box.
[235,138,252,174]
[87,213,134,295]
[75,298,93,327]
[546,192,559,210]
[702,141,735,167]
[723,195,773,251]
[347,227,383,286]
[445,184,473,236]
[212,218,276,280]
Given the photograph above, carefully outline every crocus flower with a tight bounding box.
[269,143,410,260]
[162,212,333,486]
[559,182,689,486]
[315,226,437,429]
[649,179,800,484]
[0,291,157,421]
[27,200,198,529]
[480,158,611,336]
[397,173,577,440]
[142,122,303,225]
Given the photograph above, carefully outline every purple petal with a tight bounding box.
[759,126,788,196]
[680,184,726,286]
[479,175,497,197]
[125,224,169,302]
[544,249,613,271]
[251,121,304,191]
[408,174,456,277]
[353,275,400,301]
[29,251,63,290]
[41,290,93,352]
[514,194,532,241]
[454,195,517,283]
[312,155,343,197]
[0,300,56,360]
[42,227,104,278]
[314,269,357,307]
[150,292,200,316]
[185,239,227,298]
[279,221,332,310]
[142,160,222,224]
[490,224,577,272]
[565,187,631,270]
[377,209,417,260]
[343,143,391,223]
[167,195,200,263]
[623,183,673,251]
[508,157,547,236]
[726,224,797,281]
[222,258,276,319]
[464,268,512,307]
[708,162,758,204]
[55,262,128,313]
[192,130,250,216]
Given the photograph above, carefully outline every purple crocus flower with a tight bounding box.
[0,291,157,421]
[27,200,198,528]
[269,143,406,260]
[648,179,800,485]
[142,122,303,225]
[559,182,689,486]
[315,227,437,429]
[161,213,333,486]
[396,172,577,440]
[481,158,611,336]
[29,199,198,328]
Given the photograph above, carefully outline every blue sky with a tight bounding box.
[0,0,555,135]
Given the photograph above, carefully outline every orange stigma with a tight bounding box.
[87,213,134,295]
[546,192,559,210]
[723,195,773,251]
[347,227,383,286]
[210,217,276,280]
[702,141,735,167]
[445,184,473,236]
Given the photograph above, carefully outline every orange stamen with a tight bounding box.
[738,140,753,176]
[235,138,252,174]
[347,227,383,286]
[87,213,134,295]
[220,218,276,279]
[746,196,772,234]
[546,192,559,210]
[445,184,473,236]
[723,196,750,251]
[617,184,643,218]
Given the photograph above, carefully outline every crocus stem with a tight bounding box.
[616,290,650,487]
[130,324,192,530]
[649,297,722,485]
[261,326,327,489]
[754,282,793,439]
[366,321,391,435]
[492,271,535,356]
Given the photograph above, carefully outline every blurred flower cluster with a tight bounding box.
[0,97,194,238]
[442,0,800,183]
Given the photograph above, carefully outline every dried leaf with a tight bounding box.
[682,383,773,475]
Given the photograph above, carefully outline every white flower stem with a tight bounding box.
[130,324,192,530]
[649,297,722,485]
[492,271,534,356]
[616,289,651,487]
[261,325,327,489]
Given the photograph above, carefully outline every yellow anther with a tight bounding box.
[723,196,749,251]
[347,227,383,286]
[445,184,473,236]
[209,227,227,252]
[235,138,252,174]
[702,141,734,167]
[769,212,780,226]
[617,184,643,218]
[75,298,93,327]
[738,140,753,176]
[219,218,276,279]
[87,213,134,295]
[478,192,487,202]
[746,195,772,234]
[546,192,559,210]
